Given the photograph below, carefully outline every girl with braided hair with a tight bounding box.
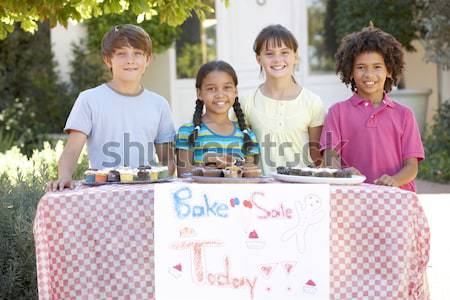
[175,60,260,175]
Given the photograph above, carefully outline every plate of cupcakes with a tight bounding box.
[82,165,174,186]
[272,166,366,185]
[182,153,272,184]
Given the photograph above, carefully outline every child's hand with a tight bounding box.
[374,174,398,187]
[45,178,75,192]
[344,167,362,176]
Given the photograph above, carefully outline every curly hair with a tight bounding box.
[188,61,254,154]
[335,26,404,92]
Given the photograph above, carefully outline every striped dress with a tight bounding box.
[175,122,260,164]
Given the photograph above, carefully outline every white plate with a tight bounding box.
[271,172,366,185]
[82,176,175,186]
[184,175,273,184]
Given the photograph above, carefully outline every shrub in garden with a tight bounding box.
[0,22,72,155]
[0,141,88,299]
[419,101,450,183]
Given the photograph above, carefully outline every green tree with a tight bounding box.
[0,0,215,39]
[0,22,72,154]
[416,0,450,69]
[332,0,419,52]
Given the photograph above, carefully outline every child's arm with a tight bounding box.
[374,158,418,187]
[46,131,87,192]
[322,149,341,168]
[176,149,193,177]
[155,142,175,176]
[322,149,362,175]
[309,126,323,166]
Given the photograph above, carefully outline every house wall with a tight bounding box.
[403,40,439,124]
[142,51,172,103]
[51,22,87,83]
[439,69,450,104]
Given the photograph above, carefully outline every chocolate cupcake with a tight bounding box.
[315,171,334,177]
[192,167,204,176]
[202,167,223,177]
[276,166,289,175]
[334,169,352,178]
[137,168,150,181]
[107,170,121,182]
[299,168,313,176]
[287,168,302,176]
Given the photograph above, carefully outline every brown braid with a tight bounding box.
[233,97,254,153]
[188,99,204,146]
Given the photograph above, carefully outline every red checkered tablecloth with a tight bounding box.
[34,182,430,300]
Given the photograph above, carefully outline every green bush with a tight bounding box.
[0,141,88,299]
[419,101,450,182]
[0,22,72,155]
[331,0,419,52]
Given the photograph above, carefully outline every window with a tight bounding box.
[307,0,336,74]
[176,7,217,79]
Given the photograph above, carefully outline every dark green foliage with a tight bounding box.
[416,0,450,69]
[0,172,46,300]
[0,22,72,155]
[69,41,111,94]
[0,129,15,153]
[419,101,450,182]
[324,0,338,59]
[85,12,180,55]
[332,0,419,52]
[0,143,89,300]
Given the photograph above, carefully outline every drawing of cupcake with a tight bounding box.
[245,230,265,249]
[169,263,183,278]
[303,279,317,294]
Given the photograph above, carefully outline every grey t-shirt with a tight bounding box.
[65,84,175,169]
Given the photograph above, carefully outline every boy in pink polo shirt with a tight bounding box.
[320,26,424,192]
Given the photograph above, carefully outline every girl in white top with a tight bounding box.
[242,24,325,175]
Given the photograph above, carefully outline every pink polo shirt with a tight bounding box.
[320,93,424,192]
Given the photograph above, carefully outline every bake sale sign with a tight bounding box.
[155,184,330,300]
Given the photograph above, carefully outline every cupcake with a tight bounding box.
[202,166,223,177]
[215,154,236,169]
[191,167,204,176]
[169,263,183,278]
[276,166,289,175]
[137,168,150,181]
[223,165,242,178]
[299,167,315,176]
[95,170,108,183]
[245,230,265,249]
[107,170,120,182]
[119,168,134,183]
[315,171,332,177]
[334,168,352,178]
[84,169,97,183]
[287,168,302,176]
[242,164,262,177]
[303,280,317,294]
[157,166,169,179]
[149,169,159,181]
[203,152,219,166]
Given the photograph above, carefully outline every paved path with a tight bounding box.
[416,179,450,194]
[416,178,450,299]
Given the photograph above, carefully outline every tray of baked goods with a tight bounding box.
[272,166,366,185]
[82,165,174,186]
[182,153,273,184]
